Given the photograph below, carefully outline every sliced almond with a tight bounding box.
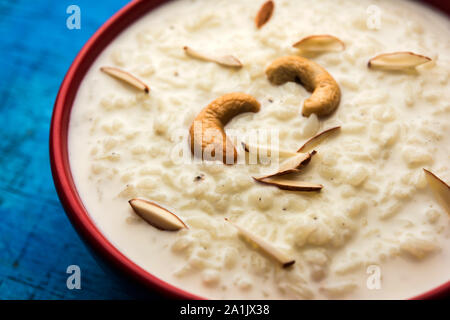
[183,46,242,68]
[129,199,187,231]
[297,126,341,152]
[215,55,243,68]
[100,67,149,93]
[257,151,317,179]
[225,218,295,268]
[241,142,298,158]
[416,59,436,71]
[253,176,323,192]
[424,169,450,215]
[293,35,345,52]
[368,52,431,70]
[255,0,274,29]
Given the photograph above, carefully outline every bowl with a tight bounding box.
[50,0,450,300]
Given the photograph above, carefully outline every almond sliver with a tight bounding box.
[293,35,345,52]
[225,218,295,268]
[297,126,341,152]
[424,169,450,215]
[183,46,242,68]
[368,52,431,70]
[184,46,214,62]
[215,55,243,68]
[257,151,316,179]
[129,199,187,231]
[100,67,149,93]
[253,176,323,192]
[255,0,274,29]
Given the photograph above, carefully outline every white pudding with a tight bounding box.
[69,0,450,299]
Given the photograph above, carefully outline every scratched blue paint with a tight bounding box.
[0,0,160,299]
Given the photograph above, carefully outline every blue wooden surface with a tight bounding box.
[0,0,161,299]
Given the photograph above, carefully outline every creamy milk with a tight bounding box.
[68,0,450,299]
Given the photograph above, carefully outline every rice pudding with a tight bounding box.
[68,0,450,299]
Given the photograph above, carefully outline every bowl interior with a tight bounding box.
[50,0,450,300]
[50,0,202,299]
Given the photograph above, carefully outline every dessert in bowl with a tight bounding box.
[52,0,450,299]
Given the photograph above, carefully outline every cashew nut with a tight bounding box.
[190,93,260,164]
[265,56,341,117]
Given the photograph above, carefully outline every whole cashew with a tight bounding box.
[190,93,260,164]
[265,56,341,117]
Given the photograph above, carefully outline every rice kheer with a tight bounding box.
[68,0,450,299]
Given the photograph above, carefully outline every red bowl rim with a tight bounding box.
[50,0,450,300]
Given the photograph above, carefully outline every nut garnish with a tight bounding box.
[100,67,150,93]
[297,126,341,152]
[183,46,243,68]
[129,199,187,231]
[225,218,295,268]
[257,151,317,179]
[293,35,345,53]
[253,176,323,192]
[241,142,298,158]
[368,52,432,71]
[190,93,260,164]
[424,169,450,215]
[265,56,341,117]
[255,0,274,29]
